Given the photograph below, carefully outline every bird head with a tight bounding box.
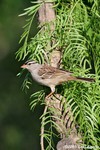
[21,60,39,71]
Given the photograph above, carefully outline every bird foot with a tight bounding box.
[45,92,54,100]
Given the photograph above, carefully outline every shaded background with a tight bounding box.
[0,0,41,149]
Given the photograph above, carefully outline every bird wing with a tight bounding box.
[38,65,72,79]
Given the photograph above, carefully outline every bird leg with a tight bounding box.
[46,92,54,99]
[46,86,55,99]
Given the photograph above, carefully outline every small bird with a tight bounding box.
[21,60,94,98]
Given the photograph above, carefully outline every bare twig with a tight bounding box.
[40,105,48,150]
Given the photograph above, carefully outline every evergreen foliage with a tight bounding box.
[16,0,100,149]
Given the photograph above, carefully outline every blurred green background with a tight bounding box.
[0,0,41,149]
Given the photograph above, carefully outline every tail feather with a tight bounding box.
[76,77,95,82]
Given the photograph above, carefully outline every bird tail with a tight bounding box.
[76,77,95,82]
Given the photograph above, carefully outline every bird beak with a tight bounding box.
[21,64,27,69]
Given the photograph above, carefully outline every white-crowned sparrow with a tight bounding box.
[21,60,94,98]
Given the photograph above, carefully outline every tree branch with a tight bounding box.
[38,1,82,149]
